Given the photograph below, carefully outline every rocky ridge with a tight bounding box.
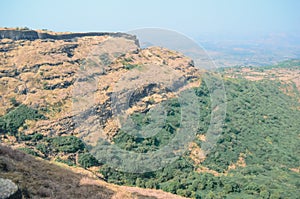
[0,28,139,46]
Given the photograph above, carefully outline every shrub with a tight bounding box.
[18,133,43,141]
[99,53,111,66]
[1,104,44,134]
[10,97,20,107]
[0,118,6,134]
[36,143,48,154]
[55,157,75,166]
[18,147,38,156]
[18,133,32,141]
[50,136,85,153]
[124,64,141,70]
[78,153,99,168]
[32,133,43,141]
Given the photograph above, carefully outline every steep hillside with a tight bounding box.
[0,28,199,198]
[98,62,300,198]
[0,28,299,199]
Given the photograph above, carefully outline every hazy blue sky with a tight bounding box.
[1,0,300,37]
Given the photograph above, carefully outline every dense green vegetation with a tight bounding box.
[31,135,86,155]
[113,98,182,153]
[78,153,99,168]
[17,147,39,156]
[0,104,90,168]
[99,76,300,198]
[19,134,90,168]
[0,104,44,135]
[201,79,299,172]
[16,134,86,158]
[0,118,6,133]
[49,136,85,153]
[19,133,44,141]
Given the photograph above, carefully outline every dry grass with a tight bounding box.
[0,144,115,199]
[0,144,188,199]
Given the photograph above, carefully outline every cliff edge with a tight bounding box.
[0,28,139,47]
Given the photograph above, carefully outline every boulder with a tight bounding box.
[0,178,22,199]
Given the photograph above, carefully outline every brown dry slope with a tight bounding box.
[0,29,200,198]
[0,144,188,199]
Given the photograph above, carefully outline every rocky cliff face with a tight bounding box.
[0,28,139,46]
[0,28,200,144]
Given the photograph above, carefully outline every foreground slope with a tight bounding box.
[0,144,188,199]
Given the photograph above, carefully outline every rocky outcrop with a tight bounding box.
[0,178,22,199]
[0,29,140,47]
[0,28,201,152]
[0,30,39,41]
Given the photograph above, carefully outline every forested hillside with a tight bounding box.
[99,70,300,198]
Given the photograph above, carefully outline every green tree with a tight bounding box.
[0,118,6,134]
[51,136,85,153]
[78,153,99,168]
[2,104,44,134]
